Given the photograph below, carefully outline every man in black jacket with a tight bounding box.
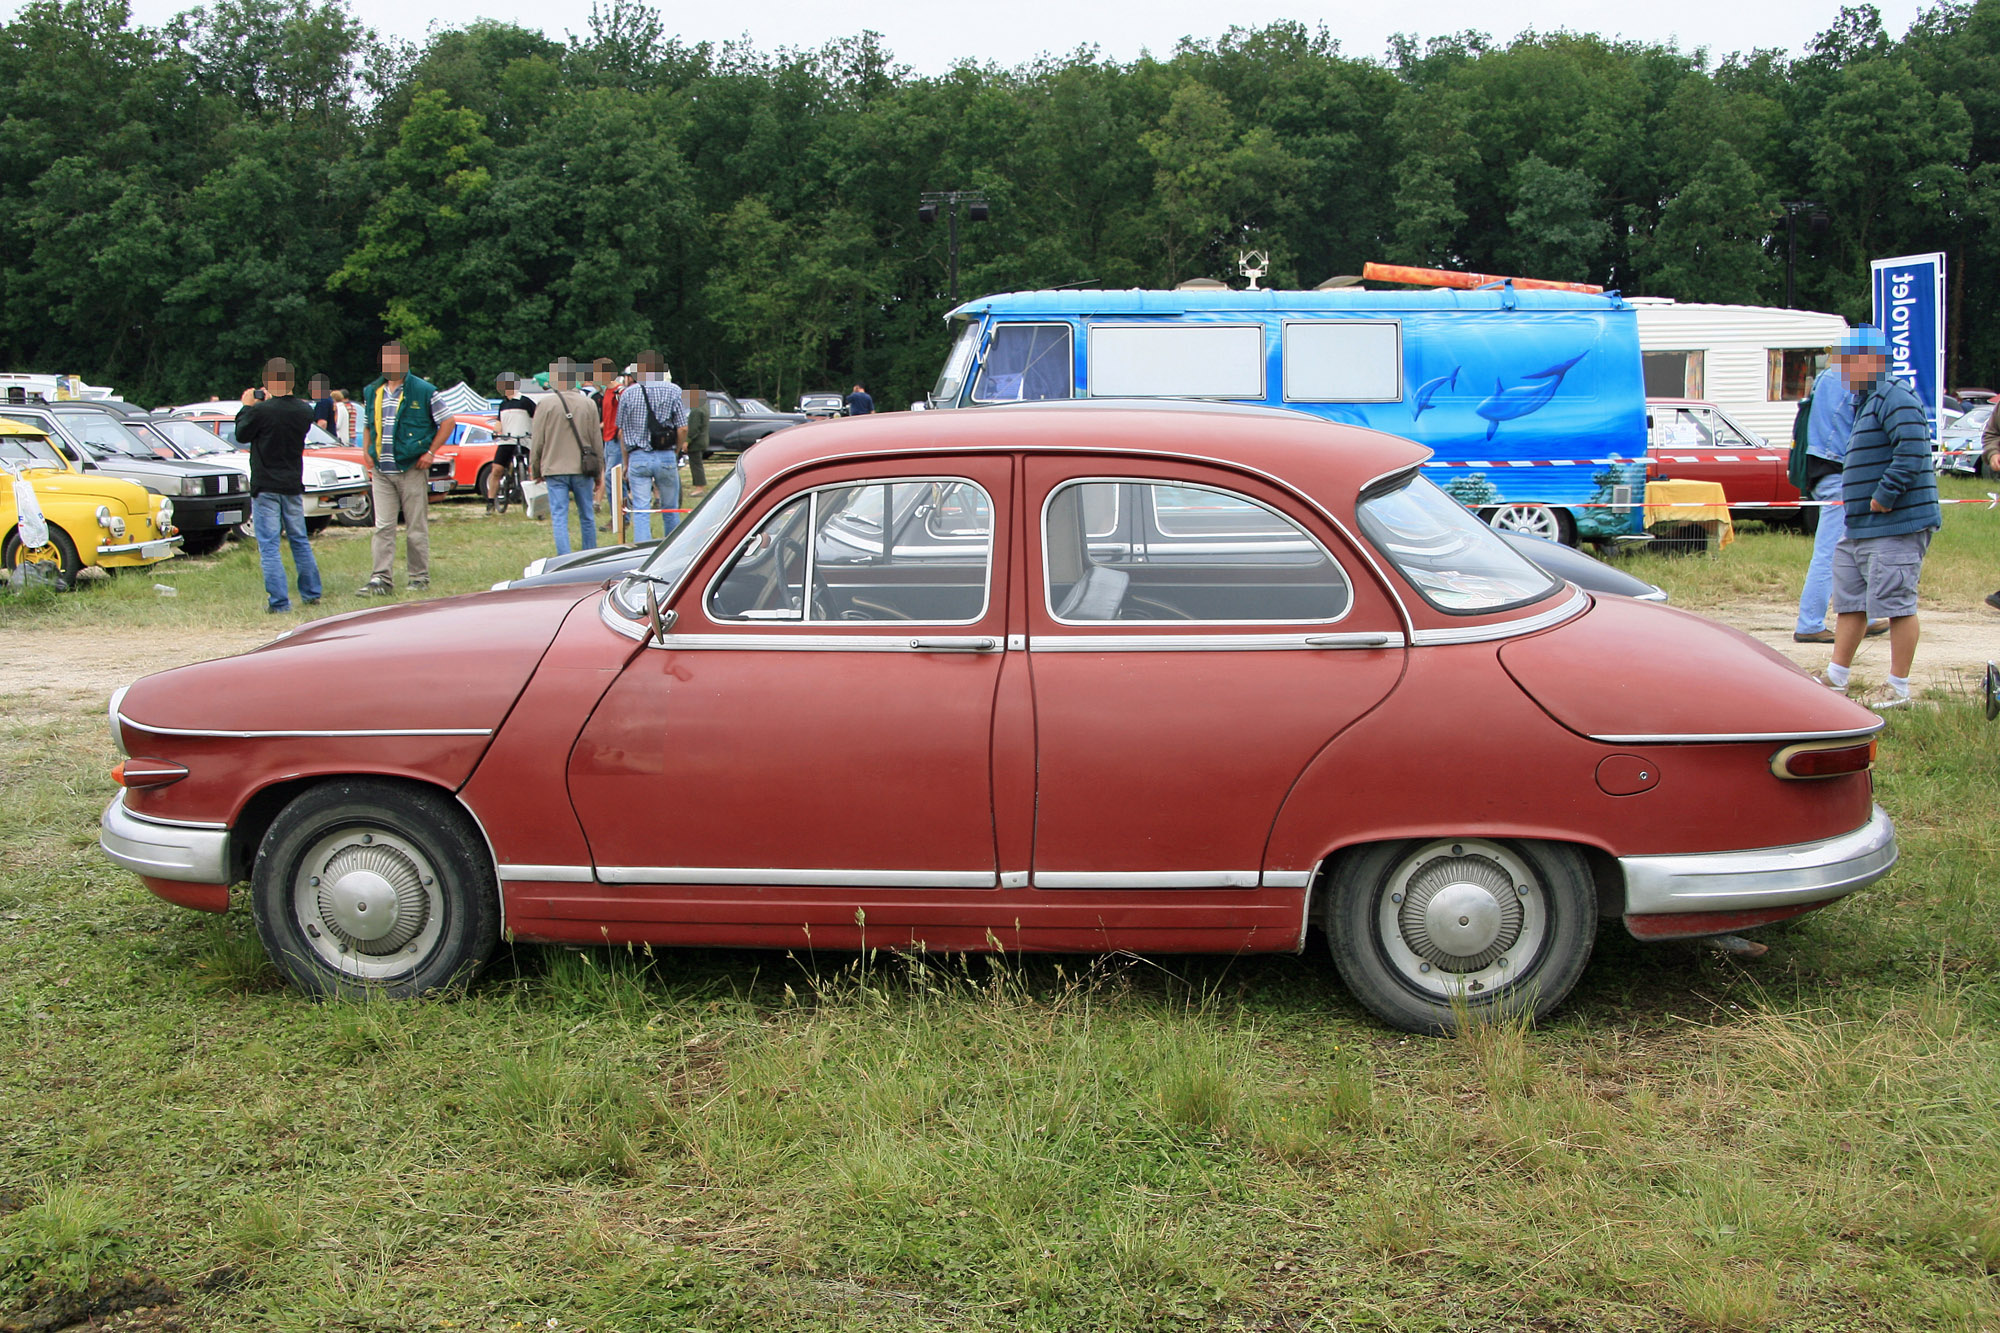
[235,357,322,613]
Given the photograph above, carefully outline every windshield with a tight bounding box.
[929,319,981,406]
[1357,474,1561,614]
[147,419,234,456]
[59,414,157,458]
[614,464,749,614]
[0,433,63,466]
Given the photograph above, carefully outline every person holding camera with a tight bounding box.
[615,350,688,542]
[235,357,322,614]
[358,340,455,596]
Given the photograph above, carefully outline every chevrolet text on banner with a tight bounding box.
[1871,252,1947,442]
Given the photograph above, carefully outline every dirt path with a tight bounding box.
[0,625,275,727]
[1716,601,2000,693]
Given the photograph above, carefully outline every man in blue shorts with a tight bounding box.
[1814,327,1942,710]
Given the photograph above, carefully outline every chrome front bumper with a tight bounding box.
[1620,805,1897,915]
[96,535,184,558]
[99,792,230,883]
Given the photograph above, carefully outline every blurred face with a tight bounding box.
[1838,351,1887,390]
[382,345,409,377]
[264,374,293,397]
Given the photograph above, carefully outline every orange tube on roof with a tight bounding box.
[1362,262,1604,295]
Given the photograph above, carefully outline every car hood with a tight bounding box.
[118,584,602,735]
[1499,595,1880,742]
[18,468,156,510]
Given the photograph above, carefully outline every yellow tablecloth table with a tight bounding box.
[1643,479,1734,550]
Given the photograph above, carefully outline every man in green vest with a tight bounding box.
[358,340,455,596]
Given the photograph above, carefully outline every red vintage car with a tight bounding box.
[1646,398,1810,528]
[98,403,1897,1033]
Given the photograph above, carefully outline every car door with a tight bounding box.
[1023,458,1406,889]
[568,456,1014,890]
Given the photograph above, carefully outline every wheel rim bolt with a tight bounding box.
[362,834,373,845]
[1419,963,1431,973]
[1390,893,1402,904]
[309,876,319,886]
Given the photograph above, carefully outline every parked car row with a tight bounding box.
[1,420,180,585]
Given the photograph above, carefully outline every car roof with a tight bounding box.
[733,403,1431,504]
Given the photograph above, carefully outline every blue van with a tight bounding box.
[924,287,1649,544]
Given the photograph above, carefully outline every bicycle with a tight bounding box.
[492,444,528,514]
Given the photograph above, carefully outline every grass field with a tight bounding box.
[1,482,1997,1332]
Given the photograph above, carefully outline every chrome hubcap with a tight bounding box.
[1491,505,1560,540]
[293,827,442,979]
[1378,839,1546,998]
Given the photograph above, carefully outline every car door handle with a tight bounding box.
[1304,632,1398,649]
[908,636,1000,653]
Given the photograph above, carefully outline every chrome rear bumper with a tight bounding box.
[1620,805,1897,915]
[99,792,230,883]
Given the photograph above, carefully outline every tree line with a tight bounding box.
[2,0,1996,410]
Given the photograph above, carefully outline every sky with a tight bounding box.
[93,0,1932,74]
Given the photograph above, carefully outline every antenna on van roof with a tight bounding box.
[1051,278,1099,290]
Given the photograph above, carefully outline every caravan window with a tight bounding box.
[1282,322,1401,402]
[1089,324,1264,398]
[1643,351,1704,399]
[970,324,1072,403]
[1768,348,1825,402]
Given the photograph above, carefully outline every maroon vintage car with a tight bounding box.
[99,403,1897,1033]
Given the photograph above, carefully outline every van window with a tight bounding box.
[1767,348,1825,402]
[1283,322,1400,401]
[970,324,1072,403]
[1089,324,1263,399]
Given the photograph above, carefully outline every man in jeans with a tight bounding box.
[1815,326,1943,710]
[1793,353,1887,643]
[529,358,601,556]
[358,340,455,595]
[616,350,687,543]
[234,357,322,614]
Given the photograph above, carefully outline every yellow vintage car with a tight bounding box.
[1,418,181,586]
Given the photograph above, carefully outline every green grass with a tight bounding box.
[1609,473,2000,612]
[2,485,1998,1330]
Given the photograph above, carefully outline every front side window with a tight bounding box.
[0,432,62,465]
[709,478,993,624]
[611,463,749,617]
[930,319,982,405]
[1358,474,1559,613]
[1044,479,1349,623]
[971,324,1073,403]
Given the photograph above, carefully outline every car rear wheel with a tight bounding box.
[305,516,331,535]
[1484,503,1575,547]
[252,780,500,998]
[2,525,81,590]
[1324,838,1596,1034]
[333,492,373,527]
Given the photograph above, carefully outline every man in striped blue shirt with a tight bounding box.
[1814,326,1942,710]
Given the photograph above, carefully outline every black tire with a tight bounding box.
[474,463,494,499]
[305,516,331,535]
[181,530,228,555]
[2,524,82,589]
[333,492,373,527]
[1799,503,1820,537]
[1323,838,1596,1035]
[251,779,501,999]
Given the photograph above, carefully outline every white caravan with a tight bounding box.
[1628,299,1850,443]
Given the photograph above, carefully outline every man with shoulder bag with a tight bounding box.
[615,350,688,543]
[529,357,602,556]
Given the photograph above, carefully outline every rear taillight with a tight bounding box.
[1770,739,1875,780]
[112,758,189,789]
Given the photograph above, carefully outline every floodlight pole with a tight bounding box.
[1781,200,1827,309]
[920,191,989,305]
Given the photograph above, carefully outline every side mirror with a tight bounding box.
[645,584,676,646]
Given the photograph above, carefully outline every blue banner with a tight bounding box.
[1871,252,1947,441]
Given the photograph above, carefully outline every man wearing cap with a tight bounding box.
[1792,347,1887,644]
[1815,327,1942,710]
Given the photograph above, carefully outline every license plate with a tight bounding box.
[216,510,243,524]
[140,540,176,559]
[430,480,452,493]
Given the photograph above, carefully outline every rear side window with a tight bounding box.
[1357,475,1558,613]
[971,324,1072,403]
[1043,479,1349,623]
[1283,321,1401,402]
[1088,325,1264,399]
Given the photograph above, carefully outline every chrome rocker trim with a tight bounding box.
[1620,805,1897,916]
[117,712,492,740]
[100,792,230,884]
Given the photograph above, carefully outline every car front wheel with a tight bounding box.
[1324,838,1596,1034]
[1484,503,1574,546]
[252,779,500,998]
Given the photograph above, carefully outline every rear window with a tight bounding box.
[1357,475,1559,614]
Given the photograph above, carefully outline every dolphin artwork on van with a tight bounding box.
[1411,366,1459,421]
[1474,350,1588,440]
